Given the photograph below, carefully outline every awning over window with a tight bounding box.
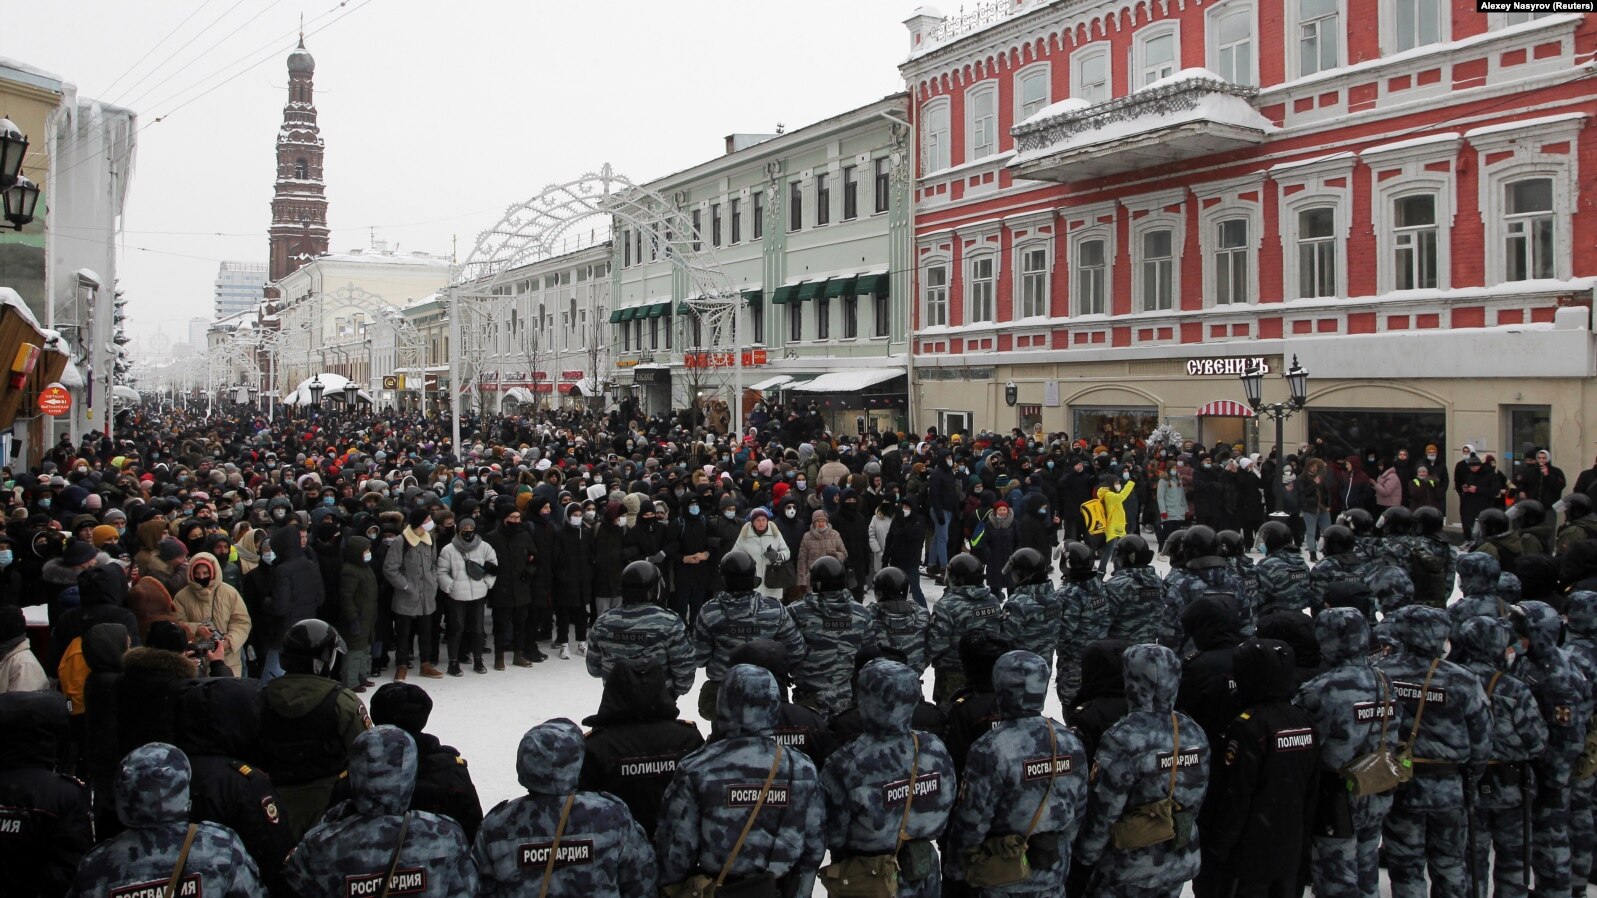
[823,276,856,299]
[503,386,536,404]
[770,285,798,304]
[747,375,793,391]
[647,302,669,319]
[796,281,825,302]
[607,309,625,323]
[742,289,763,306]
[676,301,693,317]
[788,368,906,393]
[1195,399,1255,417]
[853,273,888,297]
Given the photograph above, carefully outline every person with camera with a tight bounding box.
[172,551,251,677]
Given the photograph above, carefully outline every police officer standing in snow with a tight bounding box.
[587,559,696,698]
[1254,520,1312,615]
[579,655,705,838]
[0,691,93,898]
[787,555,875,720]
[693,550,807,721]
[1103,535,1164,644]
[928,553,1008,703]
[1000,547,1063,677]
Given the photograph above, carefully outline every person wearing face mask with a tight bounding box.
[706,493,743,595]
[884,497,930,609]
[831,490,872,603]
[772,496,809,602]
[172,552,252,677]
[732,507,790,601]
[552,502,594,658]
[336,535,379,692]
[795,510,848,598]
[383,508,443,680]
[669,492,715,625]
[436,515,498,676]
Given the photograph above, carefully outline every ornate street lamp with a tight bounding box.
[3,173,40,231]
[342,381,358,405]
[308,376,325,407]
[1239,355,1311,509]
[0,118,26,188]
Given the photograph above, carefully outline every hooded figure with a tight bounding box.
[0,691,93,897]
[820,660,959,898]
[1177,595,1245,750]
[578,657,704,837]
[1255,611,1326,691]
[1447,552,1506,640]
[68,743,263,897]
[1375,605,1492,898]
[713,639,836,767]
[1201,639,1321,898]
[176,678,295,893]
[946,650,1089,894]
[336,534,378,689]
[1078,644,1210,894]
[49,560,138,672]
[284,726,477,897]
[655,664,826,897]
[268,524,325,641]
[1069,638,1134,761]
[172,551,251,676]
[473,719,658,898]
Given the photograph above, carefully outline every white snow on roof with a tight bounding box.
[74,268,102,287]
[1464,112,1588,140]
[747,375,793,391]
[1136,68,1226,94]
[1359,132,1461,157]
[56,360,85,388]
[0,56,67,90]
[0,287,42,331]
[1014,92,1277,165]
[316,251,451,267]
[1018,98,1090,128]
[789,368,906,393]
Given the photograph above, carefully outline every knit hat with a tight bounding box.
[370,682,434,733]
[103,508,127,524]
[90,525,121,548]
[407,508,432,530]
[749,506,771,521]
[62,539,98,566]
[0,604,23,643]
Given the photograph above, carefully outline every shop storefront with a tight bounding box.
[632,365,672,416]
[1195,400,1256,454]
[788,370,908,435]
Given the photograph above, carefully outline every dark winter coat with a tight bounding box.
[268,526,324,632]
[883,507,925,570]
[591,516,627,599]
[831,504,873,591]
[1176,596,1244,750]
[579,657,705,837]
[114,646,195,761]
[0,691,93,898]
[670,514,715,593]
[337,536,378,652]
[1016,493,1055,560]
[484,521,535,609]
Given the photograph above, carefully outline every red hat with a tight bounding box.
[994,501,1010,510]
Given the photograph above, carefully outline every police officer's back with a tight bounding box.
[867,567,930,674]
[579,656,705,837]
[364,682,484,841]
[827,644,946,747]
[1254,521,1312,615]
[820,660,957,898]
[692,550,806,720]
[1310,525,1366,613]
[787,556,875,719]
[68,743,263,897]
[1000,547,1063,676]
[1103,536,1164,643]
[474,719,656,898]
[0,691,92,898]
[1447,552,1506,640]
[709,639,836,767]
[929,553,1008,703]
[1053,542,1109,708]
[941,631,1010,777]
[587,560,696,698]
[1176,595,1245,751]
[284,726,477,897]
[1067,638,1133,762]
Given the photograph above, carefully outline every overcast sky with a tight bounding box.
[11,1,912,341]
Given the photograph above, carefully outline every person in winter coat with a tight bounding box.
[174,678,296,895]
[795,509,847,595]
[1375,461,1404,513]
[655,664,826,897]
[973,501,1018,597]
[50,553,137,671]
[832,490,873,603]
[1016,492,1057,567]
[127,561,181,644]
[732,507,790,601]
[669,494,715,624]
[1516,448,1566,506]
[883,496,929,608]
[787,557,875,719]
[337,535,378,691]
[1176,595,1245,751]
[525,496,561,644]
[436,514,498,676]
[1158,467,1191,550]
[1406,466,1446,513]
[485,507,539,668]
[867,498,895,579]
[579,656,706,838]
[284,726,477,898]
[384,508,442,679]
[67,743,264,898]
[0,690,93,897]
[1234,460,1266,546]
[591,501,628,618]
[345,682,485,841]
[0,603,47,693]
[1337,456,1376,516]
[820,659,958,898]
[1066,638,1133,762]
[114,627,201,763]
[172,551,251,677]
[554,502,596,652]
[79,621,130,839]
[266,525,323,680]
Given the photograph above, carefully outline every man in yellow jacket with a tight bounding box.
[1097,478,1135,573]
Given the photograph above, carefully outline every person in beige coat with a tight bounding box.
[795,509,847,592]
[171,552,252,677]
[0,605,47,692]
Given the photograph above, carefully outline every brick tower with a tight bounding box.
[268,34,329,283]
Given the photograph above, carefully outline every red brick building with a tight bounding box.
[900,0,1596,502]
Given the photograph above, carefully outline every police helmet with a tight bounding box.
[1003,547,1049,586]
[282,619,346,678]
[1475,508,1511,540]
[620,560,662,604]
[1114,534,1153,567]
[1378,505,1414,536]
[1565,493,1594,523]
[1321,524,1357,557]
[1216,530,1246,559]
[1513,500,1547,530]
[1338,508,1375,536]
[810,555,847,592]
[872,566,910,603]
[1258,520,1295,553]
[1164,530,1190,567]
[1063,542,1095,577]
[1413,505,1444,536]
[1183,525,1219,560]
[946,553,984,587]
[719,549,761,592]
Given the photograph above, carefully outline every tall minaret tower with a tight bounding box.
[268,32,329,282]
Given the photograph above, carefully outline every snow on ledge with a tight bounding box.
[1017,98,1090,128]
[0,287,42,331]
[1359,132,1461,157]
[1464,112,1589,140]
[1135,67,1228,94]
[1013,90,1275,165]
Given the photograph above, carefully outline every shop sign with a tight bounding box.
[633,368,671,386]
[530,371,549,381]
[919,367,996,381]
[615,359,640,368]
[560,370,585,381]
[1185,357,1270,377]
[39,383,71,417]
[684,349,769,369]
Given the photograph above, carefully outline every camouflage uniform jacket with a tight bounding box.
[1310,552,1367,614]
[787,590,876,719]
[1229,555,1262,635]
[1055,576,1110,669]
[693,590,807,684]
[587,601,697,697]
[1255,548,1313,615]
[1510,601,1595,798]
[1292,608,1395,772]
[1446,553,1508,642]
[1003,581,1064,675]
[1453,617,1547,811]
[928,585,1008,674]
[68,743,263,898]
[1159,567,1201,650]
[869,599,931,674]
[473,720,657,898]
[284,727,477,898]
[1104,566,1165,644]
[946,651,1089,894]
[1163,558,1247,654]
[819,661,957,898]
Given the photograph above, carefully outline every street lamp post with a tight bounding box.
[342,381,358,407]
[308,375,325,414]
[1239,355,1310,507]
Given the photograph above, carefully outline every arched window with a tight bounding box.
[294,158,308,179]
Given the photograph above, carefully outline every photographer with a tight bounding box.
[172,552,251,677]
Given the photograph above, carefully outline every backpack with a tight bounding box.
[1080,497,1108,537]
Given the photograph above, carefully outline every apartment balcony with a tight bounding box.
[1009,69,1276,183]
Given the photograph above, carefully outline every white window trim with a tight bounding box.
[1131,213,1184,313]
[1199,200,1262,307]
[1013,240,1053,321]
[1366,141,1456,294]
[1071,44,1113,103]
[1206,1,1258,87]
[922,258,952,328]
[1132,22,1182,89]
[1481,162,1574,285]
[1489,10,1554,28]
[1286,0,1346,79]
[1015,62,1052,122]
[1068,225,1115,318]
[1279,188,1349,300]
[965,252,999,324]
[1380,0,1450,55]
[922,98,952,175]
[965,82,1000,163]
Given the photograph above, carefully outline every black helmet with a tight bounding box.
[1513,500,1547,530]
[719,549,760,592]
[872,566,909,603]
[1063,542,1095,577]
[1114,534,1152,567]
[947,553,984,587]
[809,555,847,592]
[1003,547,1049,586]
[282,619,346,677]
[1183,525,1218,560]
[1216,530,1246,559]
[620,560,661,604]
[1338,508,1375,536]
[1378,506,1414,536]
[1259,520,1295,553]
[1414,505,1445,536]
[1321,524,1357,557]
[1565,493,1594,523]
[1475,508,1511,540]
[1165,529,1189,566]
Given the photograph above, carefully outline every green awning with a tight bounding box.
[770,285,798,304]
[852,273,887,296]
[676,301,693,317]
[647,302,669,319]
[617,307,636,321]
[742,289,763,306]
[823,276,856,299]
[796,281,825,302]
[607,308,625,323]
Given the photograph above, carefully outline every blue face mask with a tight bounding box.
[261,551,276,564]
[1047,461,1055,469]
[322,497,335,507]
[39,498,51,509]
[0,550,12,567]
[688,505,700,516]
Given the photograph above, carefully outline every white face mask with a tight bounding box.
[421,519,436,533]
[362,552,372,563]
[785,507,797,519]
[568,516,582,526]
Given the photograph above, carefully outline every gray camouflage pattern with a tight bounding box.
[870,599,932,675]
[929,585,1009,675]
[1002,582,1064,680]
[1103,566,1165,644]
[587,603,697,697]
[788,589,877,719]
[1054,576,1109,708]
[693,590,808,683]
[1255,548,1313,615]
